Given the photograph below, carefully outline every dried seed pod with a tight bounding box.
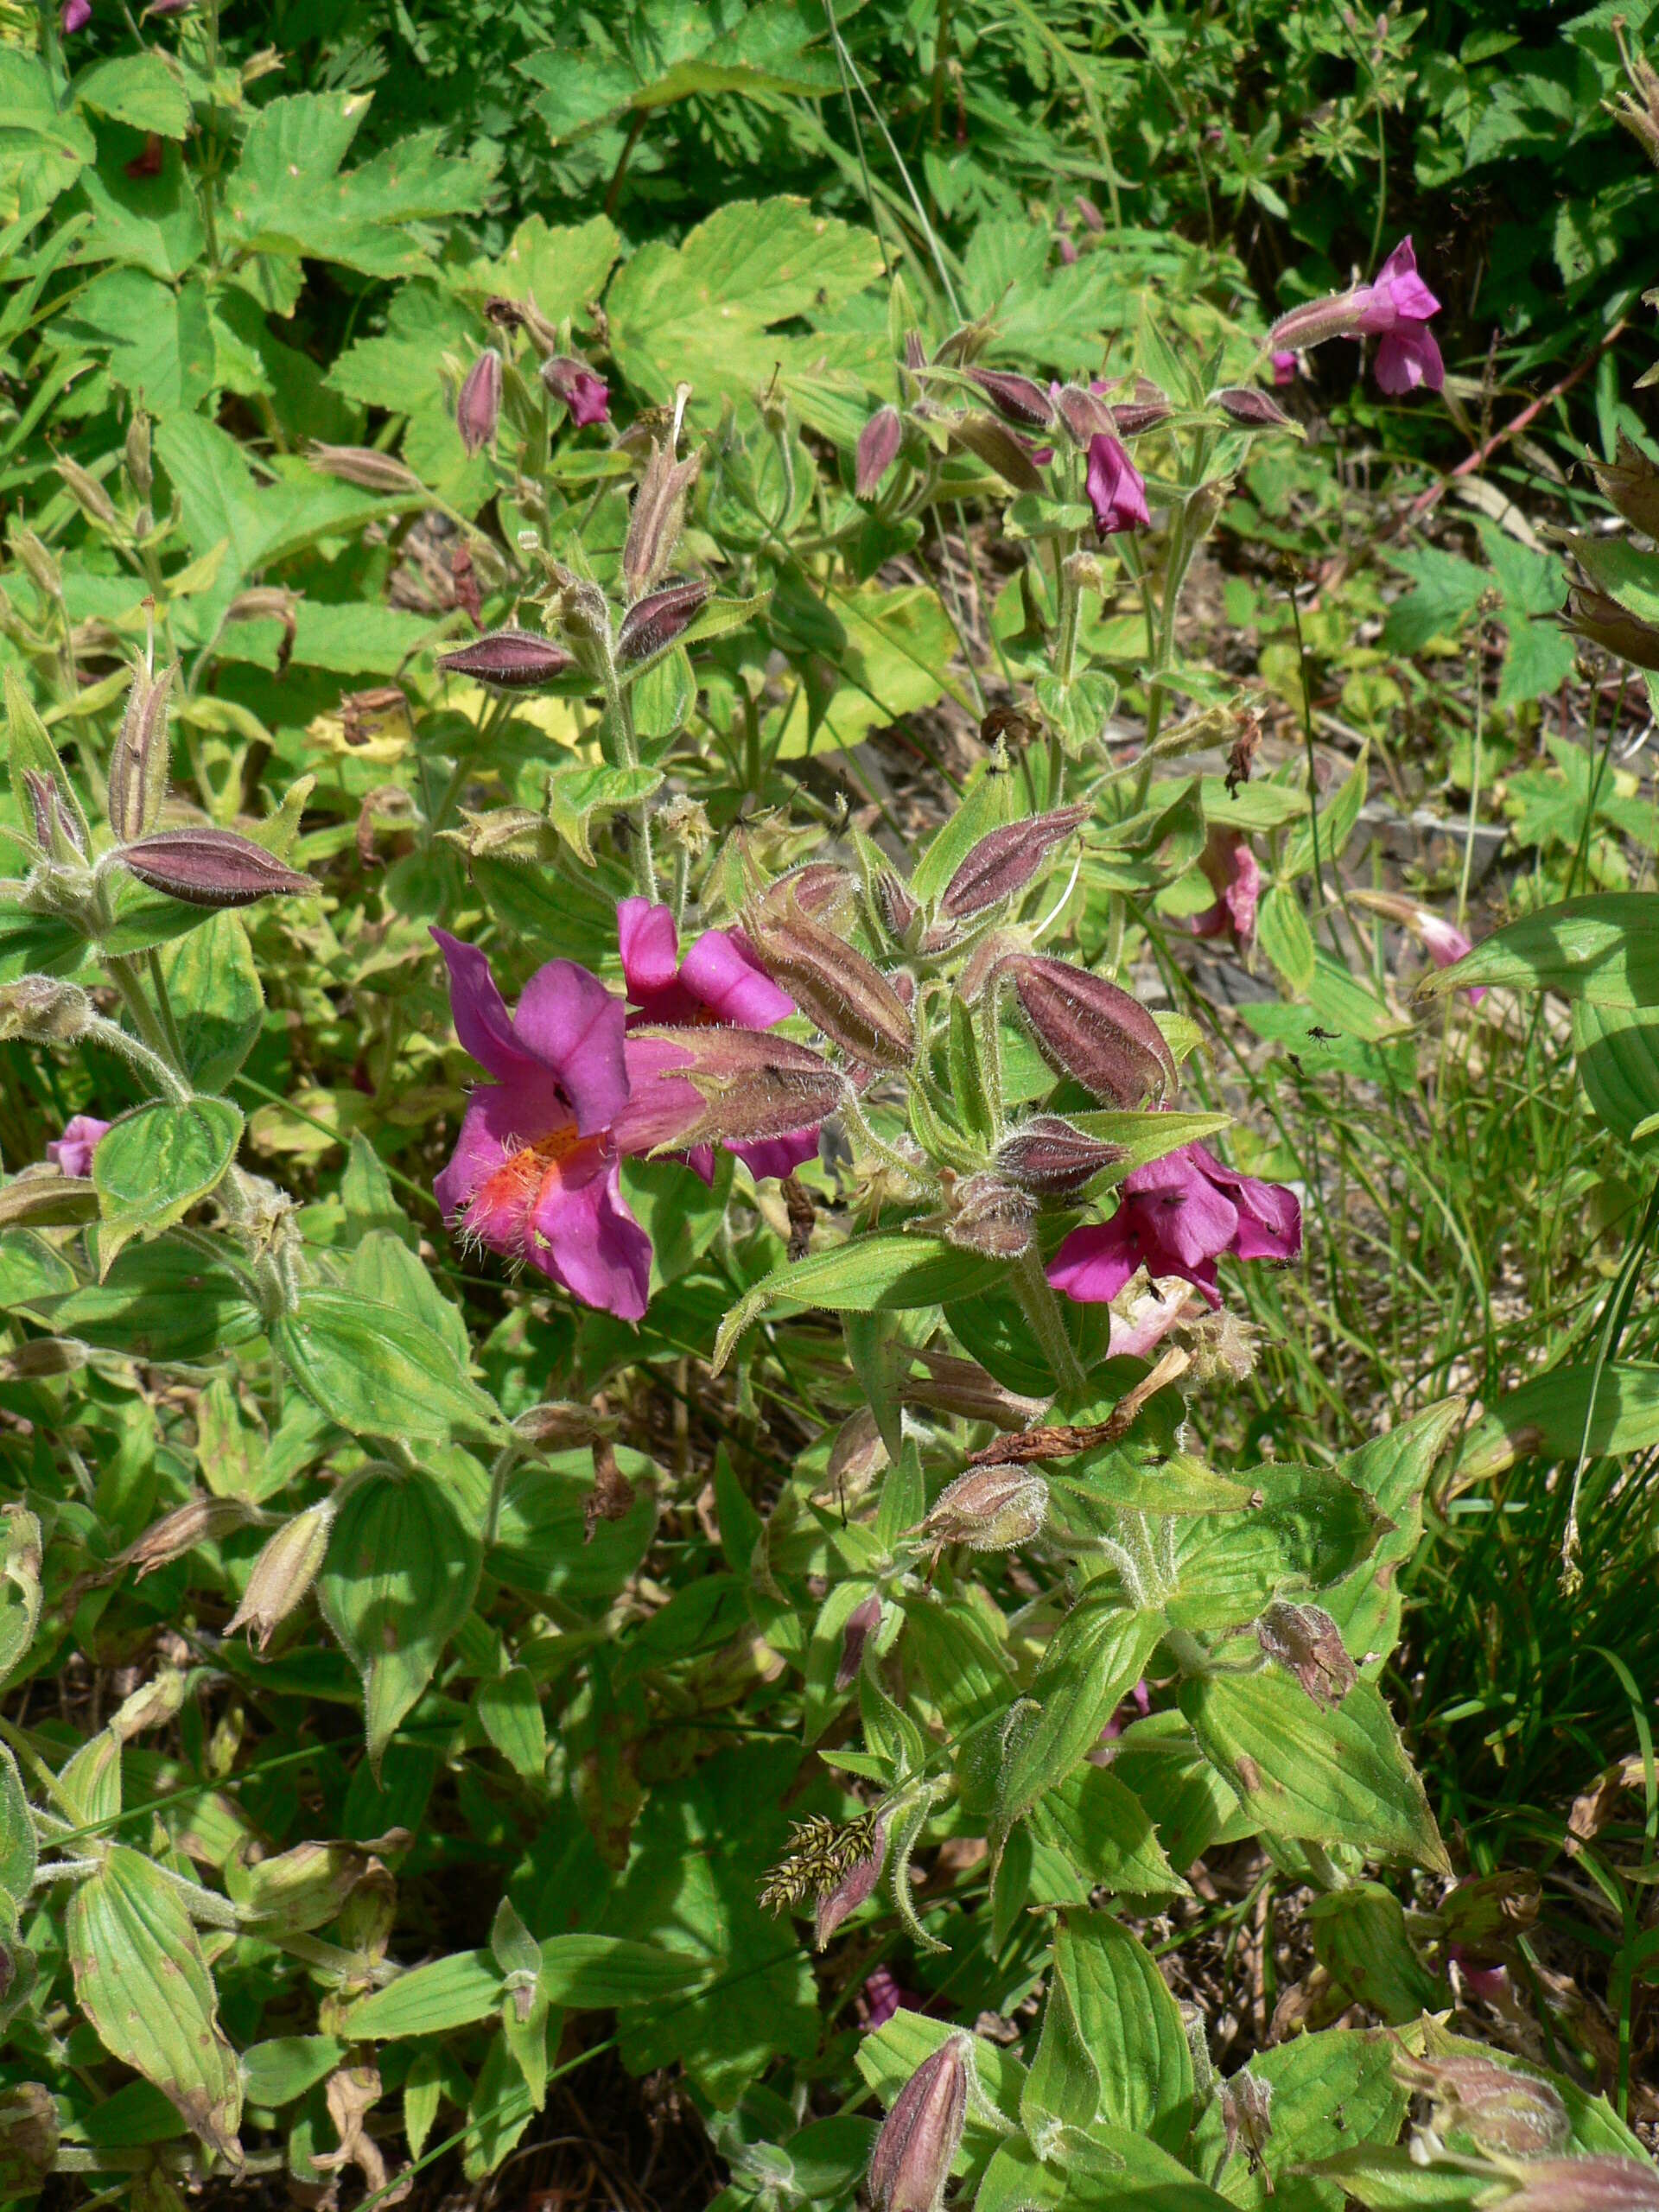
[835,1593,883,1691]
[918,1464,1048,1550]
[997,952,1177,1108]
[436,628,575,690]
[1214,386,1296,430]
[1220,2069,1274,2174]
[225,588,302,677]
[869,2037,970,2212]
[944,1171,1034,1259]
[743,889,916,1069]
[899,1348,1047,1431]
[1586,435,1659,537]
[1254,1600,1356,1709]
[54,457,118,529]
[118,829,315,909]
[124,410,152,500]
[1563,584,1659,671]
[456,347,503,457]
[119,1496,257,1580]
[306,444,424,495]
[995,1113,1127,1197]
[624,437,701,599]
[0,978,93,1044]
[876,870,920,942]
[856,404,904,499]
[106,662,173,841]
[616,576,713,665]
[939,804,1087,922]
[226,1503,334,1650]
[968,368,1056,430]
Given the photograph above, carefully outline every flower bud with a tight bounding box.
[743,890,916,1069]
[816,1811,887,1948]
[436,628,575,690]
[0,1336,92,1381]
[969,369,1055,430]
[456,347,503,457]
[836,1593,883,1691]
[621,1026,843,1155]
[757,861,858,925]
[0,977,92,1045]
[951,412,1046,493]
[995,1113,1127,1196]
[1214,386,1296,430]
[1254,1601,1356,1709]
[118,828,315,909]
[226,587,302,677]
[1107,378,1173,435]
[106,661,173,841]
[869,2037,970,2212]
[10,527,61,600]
[918,1464,1048,1550]
[226,1503,334,1649]
[1265,292,1371,355]
[939,804,1087,922]
[1395,2050,1568,2158]
[876,870,920,942]
[306,444,424,495]
[54,457,119,529]
[119,1496,257,1580]
[856,404,904,499]
[124,410,152,499]
[512,1400,609,1448]
[1563,586,1659,671]
[1053,383,1118,446]
[944,1171,1034,1259]
[616,576,713,665]
[1586,437,1659,537]
[23,768,86,860]
[624,437,701,599]
[994,952,1177,1108]
[1493,2162,1659,2212]
[541,353,611,427]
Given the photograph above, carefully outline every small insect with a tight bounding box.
[1332,2104,1348,2131]
[1306,1025,1342,1042]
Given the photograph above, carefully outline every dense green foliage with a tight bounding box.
[1,2,1658,2207]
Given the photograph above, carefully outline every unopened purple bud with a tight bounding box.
[616,577,713,665]
[22,768,85,859]
[869,2037,970,2212]
[1073,194,1105,233]
[1057,235,1078,265]
[437,628,575,690]
[62,0,91,27]
[1215,386,1296,430]
[952,413,1046,493]
[1394,2053,1568,2160]
[857,405,904,499]
[995,952,1177,1108]
[456,348,503,457]
[1266,290,1369,355]
[969,369,1055,430]
[939,804,1087,921]
[306,444,424,495]
[995,1114,1126,1197]
[1499,2162,1659,2212]
[836,1594,883,1691]
[1254,1601,1356,1709]
[1103,378,1173,436]
[541,354,610,428]
[620,1025,843,1155]
[877,871,920,942]
[918,1464,1048,1550]
[1053,383,1118,446]
[744,891,915,1069]
[119,829,315,909]
[815,1812,887,1948]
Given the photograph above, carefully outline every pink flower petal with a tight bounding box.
[679,927,795,1028]
[431,927,537,1084]
[512,960,631,1136]
[1046,1219,1141,1304]
[618,899,683,1000]
[47,1115,111,1179]
[731,1128,819,1182]
[527,1151,651,1319]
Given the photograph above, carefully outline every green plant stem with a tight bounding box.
[1011,1243,1085,1396]
[1456,618,1485,929]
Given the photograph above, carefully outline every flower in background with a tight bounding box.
[1351,889,1484,1004]
[1056,232,1078,266]
[1353,237,1444,395]
[1271,349,1300,386]
[61,0,90,24]
[1185,828,1261,949]
[1048,1141,1300,1309]
[617,899,822,1182]
[430,929,653,1320]
[1084,432,1150,537]
[47,1116,109,1179]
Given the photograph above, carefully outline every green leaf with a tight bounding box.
[996,1601,1163,1831]
[156,912,264,1092]
[1256,882,1316,995]
[67,1844,241,2158]
[73,54,191,138]
[713,1232,1001,1372]
[476,1667,547,1781]
[276,1287,505,1443]
[472,212,620,322]
[221,93,499,280]
[1309,1883,1446,2022]
[1027,1764,1189,1900]
[1166,1462,1384,1631]
[65,267,222,417]
[772,582,959,756]
[1319,1401,1463,1661]
[1573,999,1659,1154]
[318,1467,482,1771]
[1109,1712,1244,1872]
[92,1099,243,1245]
[0,1744,35,1905]
[490,1450,657,1606]
[342,1948,503,2040]
[606,195,884,412]
[1380,547,1487,652]
[0,50,96,212]
[1458,1359,1659,1476]
[241,2036,348,2110]
[0,1512,41,1696]
[521,0,853,143]
[1428,893,1659,1009]
[1179,1673,1450,1872]
[7,666,90,851]
[349,1230,469,1366]
[24,1241,262,1361]
[1022,1912,1192,2149]
[538,1934,709,2006]
[1191,2025,1408,2206]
